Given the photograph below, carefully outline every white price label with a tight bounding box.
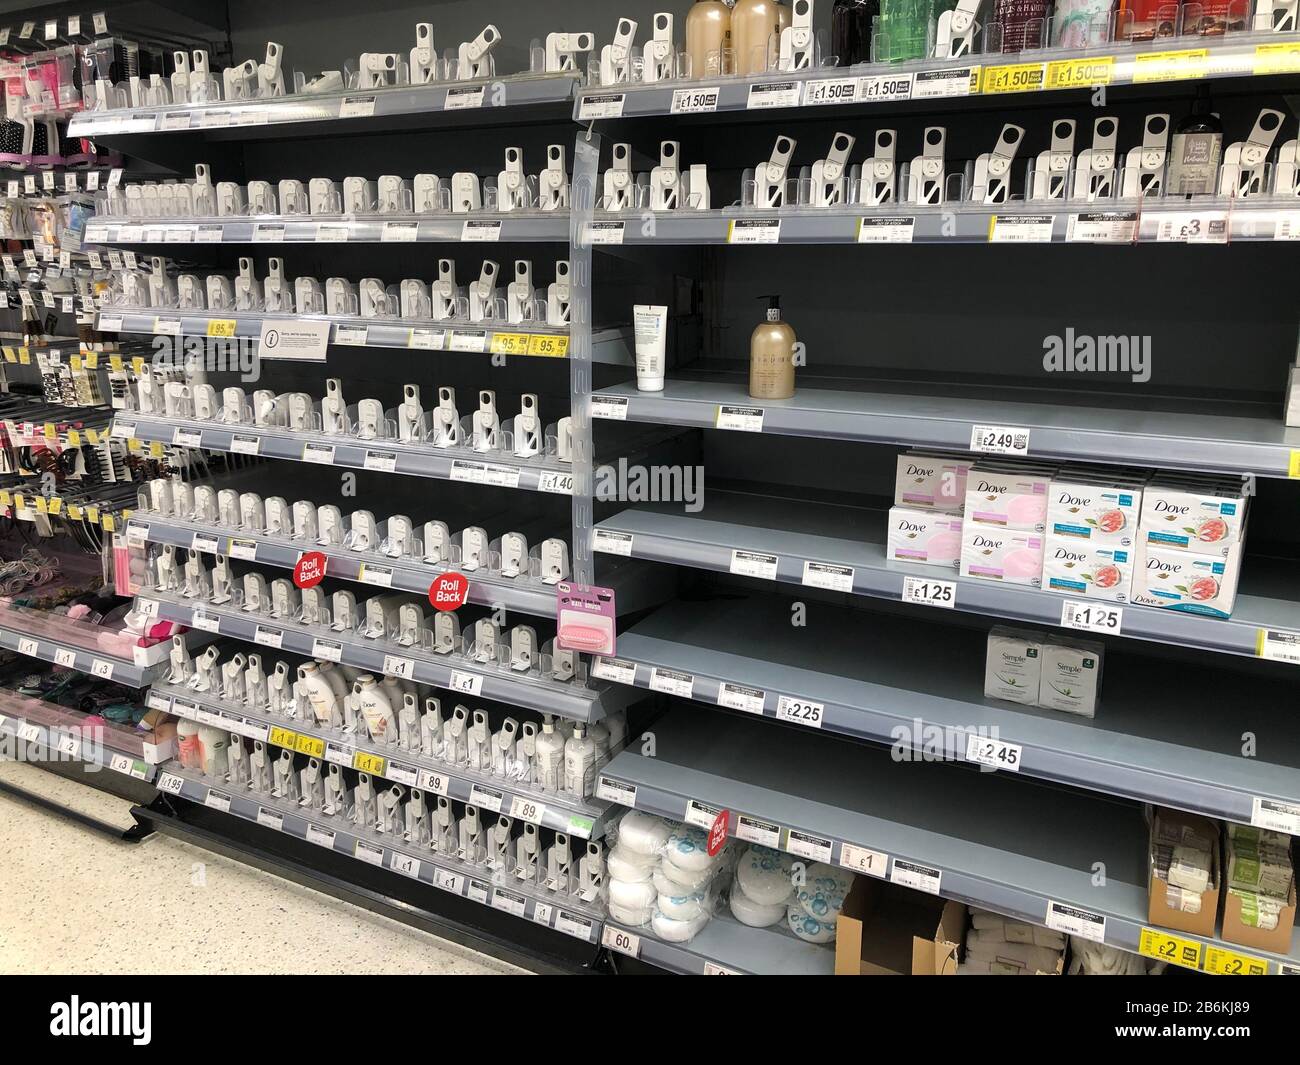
[736,814,782,849]
[228,538,258,561]
[601,925,641,958]
[449,330,488,353]
[195,225,222,243]
[363,449,397,473]
[803,76,861,106]
[469,784,504,813]
[1060,600,1123,635]
[253,626,284,649]
[310,638,343,663]
[389,852,421,879]
[776,695,824,728]
[435,870,464,894]
[670,86,720,114]
[381,222,419,243]
[157,773,184,795]
[890,859,942,894]
[746,81,801,109]
[585,220,626,245]
[17,637,39,656]
[1251,797,1300,836]
[802,561,855,592]
[191,533,222,553]
[716,404,764,432]
[191,612,220,634]
[361,564,394,588]
[556,911,595,941]
[1155,211,1229,244]
[461,220,502,243]
[537,470,575,495]
[333,326,368,346]
[717,682,765,715]
[381,654,415,680]
[591,395,629,420]
[577,93,626,119]
[58,733,84,759]
[492,888,527,917]
[354,841,383,866]
[305,824,337,849]
[730,549,778,581]
[53,648,76,668]
[90,659,115,679]
[1258,628,1300,665]
[727,219,781,245]
[591,656,637,685]
[858,216,916,243]
[593,529,634,556]
[649,667,694,698]
[912,66,977,99]
[172,427,203,447]
[418,770,449,795]
[253,223,286,243]
[595,775,638,806]
[324,741,354,767]
[989,215,1055,244]
[448,670,483,697]
[302,443,336,465]
[315,225,349,243]
[466,880,490,905]
[134,595,158,616]
[902,576,957,609]
[338,95,377,119]
[1046,901,1107,943]
[108,754,133,776]
[408,329,443,350]
[204,790,232,812]
[787,830,834,864]
[684,799,724,830]
[230,434,261,456]
[964,733,1023,772]
[18,723,42,743]
[859,72,914,101]
[257,808,284,831]
[444,85,485,110]
[509,795,547,824]
[970,424,1031,456]
[1068,212,1139,244]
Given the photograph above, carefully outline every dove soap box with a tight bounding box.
[964,463,1055,532]
[1131,541,1242,619]
[893,450,973,512]
[984,626,1044,706]
[1042,537,1134,602]
[1139,480,1247,556]
[886,506,963,567]
[1046,471,1143,546]
[1037,636,1103,718]
[960,526,1044,586]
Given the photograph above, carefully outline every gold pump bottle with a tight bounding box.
[685,0,732,79]
[732,0,787,75]
[749,295,797,400]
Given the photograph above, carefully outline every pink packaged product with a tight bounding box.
[893,450,973,512]
[964,463,1056,532]
[886,506,963,567]
[960,526,1045,586]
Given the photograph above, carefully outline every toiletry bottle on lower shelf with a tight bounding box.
[749,295,797,400]
[1168,88,1223,197]
[297,663,338,724]
[536,714,565,792]
[564,722,598,797]
[177,719,202,770]
[833,0,879,65]
[355,674,397,743]
[686,0,733,78]
[197,724,228,777]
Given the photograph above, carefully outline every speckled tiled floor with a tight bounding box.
[0,760,526,974]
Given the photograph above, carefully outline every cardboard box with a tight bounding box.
[1222,880,1296,954]
[1148,809,1220,938]
[834,876,963,975]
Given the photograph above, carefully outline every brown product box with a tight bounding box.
[1147,809,1221,938]
[1222,880,1296,954]
[834,876,964,975]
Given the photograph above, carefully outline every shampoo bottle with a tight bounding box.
[732,0,785,75]
[564,722,598,797]
[1168,89,1223,197]
[536,714,566,793]
[686,0,733,78]
[749,295,797,400]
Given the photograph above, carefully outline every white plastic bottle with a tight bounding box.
[564,722,598,798]
[589,720,610,761]
[197,724,228,777]
[536,714,566,793]
[354,675,397,743]
[317,659,350,698]
[297,663,339,724]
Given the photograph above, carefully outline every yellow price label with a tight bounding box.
[1133,48,1208,83]
[268,726,298,750]
[131,356,146,374]
[1045,56,1114,89]
[86,505,99,523]
[1138,927,1204,970]
[83,352,98,369]
[0,490,9,505]
[101,514,116,531]
[126,438,142,453]
[207,319,238,338]
[109,355,124,372]
[294,734,326,758]
[1254,41,1300,75]
[43,423,57,441]
[69,355,82,370]
[982,62,1046,94]
[13,493,25,510]
[353,751,387,776]
[17,349,30,365]
[68,505,83,519]
[47,497,62,515]
[1204,946,1268,976]
[527,334,570,357]
[87,429,100,445]
[33,496,47,513]
[148,441,166,459]
[1,348,13,363]
[1289,450,1300,478]
[490,332,531,356]
[66,430,81,447]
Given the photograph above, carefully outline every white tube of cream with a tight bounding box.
[633,304,668,392]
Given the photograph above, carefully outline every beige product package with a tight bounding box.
[984,626,1044,706]
[1037,637,1103,718]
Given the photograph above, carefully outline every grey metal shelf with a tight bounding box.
[70,72,582,139]
[132,512,561,618]
[143,593,633,724]
[594,493,1300,661]
[605,909,834,975]
[598,709,1300,975]
[86,213,569,245]
[0,623,165,688]
[591,594,1300,827]
[149,682,608,839]
[583,199,1300,245]
[0,709,157,782]
[95,310,630,365]
[154,762,604,943]
[576,32,1300,121]
[593,376,1300,479]
[116,414,576,496]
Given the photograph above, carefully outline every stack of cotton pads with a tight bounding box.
[606,811,672,927]
[730,848,850,946]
